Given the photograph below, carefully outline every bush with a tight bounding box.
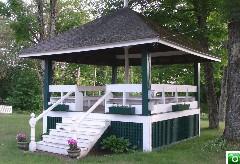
[7,67,42,112]
[202,136,240,152]
[202,137,227,152]
[101,135,133,153]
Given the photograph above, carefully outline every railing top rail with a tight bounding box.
[49,85,105,93]
[49,85,77,92]
[106,84,142,93]
[77,86,105,92]
[151,84,197,92]
[106,84,197,93]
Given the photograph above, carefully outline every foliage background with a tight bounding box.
[0,0,227,113]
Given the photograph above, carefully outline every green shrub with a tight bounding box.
[202,137,227,152]
[202,136,240,152]
[101,135,132,153]
[7,67,42,112]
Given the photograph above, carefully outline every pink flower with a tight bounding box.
[67,138,78,150]
[16,132,27,142]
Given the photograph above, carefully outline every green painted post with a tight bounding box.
[43,59,53,110]
[141,48,151,116]
[111,65,117,84]
[194,63,200,108]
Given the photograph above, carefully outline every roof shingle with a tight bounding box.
[19,8,219,63]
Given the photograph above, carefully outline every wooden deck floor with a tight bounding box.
[83,105,105,113]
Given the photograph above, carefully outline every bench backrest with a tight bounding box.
[0,105,12,114]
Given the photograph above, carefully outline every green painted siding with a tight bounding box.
[152,114,199,149]
[108,121,143,149]
[47,116,62,132]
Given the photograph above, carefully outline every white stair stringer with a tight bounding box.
[36,117,110,158]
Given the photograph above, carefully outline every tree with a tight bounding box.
[139,0,224,128]
[223,0,240,141]
[0,0,90,112]
[49,0,57,37]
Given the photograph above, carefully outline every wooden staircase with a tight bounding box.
[36,117,110,158]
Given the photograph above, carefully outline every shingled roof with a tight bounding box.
[19,8,220,65]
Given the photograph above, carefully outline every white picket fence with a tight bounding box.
[0,105,12,114]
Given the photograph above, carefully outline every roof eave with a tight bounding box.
[19,37,159,58]
[19,37,221,62]
[157,39,221,62]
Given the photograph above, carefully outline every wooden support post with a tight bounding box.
[111,65,117,84]
[141,48,151,116]
[124,47,129,106]
[124,47,130,83]
[194,63,200,108]
[43,59,53,110]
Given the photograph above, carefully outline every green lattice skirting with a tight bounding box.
[152,114,199,149]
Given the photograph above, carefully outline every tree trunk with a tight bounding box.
[203,62,219,128]
[224,21,240,141]
[34,0,45,111]
[49,0,57,37]
[35,0,45,41]
[193,0,219,129]
[219,68,228,121]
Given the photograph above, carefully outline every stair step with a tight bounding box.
[37,142,68,155]
[62,117,108,123]
[49,129,100,138]
[42,135,92,147]
[46,133,96,141]
[56,123,106,130]
[37,118,110,158]
[63,118,109,124]
[37,141,88,155]
[42,135,92,143]
[56,124,104,132]
[62,120,108,126]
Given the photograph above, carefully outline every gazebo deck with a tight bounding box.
[83,105,105,113]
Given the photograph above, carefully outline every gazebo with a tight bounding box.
[20,8,220,158]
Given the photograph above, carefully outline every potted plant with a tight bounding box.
[172,104,190,112]
[67,138,81,158]
[109,105,135,115]
[16,132,29,150]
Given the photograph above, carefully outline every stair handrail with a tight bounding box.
[28,91,74,152]
[71,91,111,129]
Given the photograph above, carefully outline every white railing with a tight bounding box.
[71,91,111,131]
[151,84,197,104]
[105,84,197,114]
[28,91,74,152]
[49,85,83,111]
[79,86,105,107]
[49,85,105,111]
[0,105,12,114]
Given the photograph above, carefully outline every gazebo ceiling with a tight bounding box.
[19,8,220,65]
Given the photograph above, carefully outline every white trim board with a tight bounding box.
[19,37,220,62]
[47,111,150,124]
[151,108,200,123]
[19,38,159,57]
[157,39,221,62]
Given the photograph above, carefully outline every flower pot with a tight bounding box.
[172,104,190,112]
[67,148,81,158]
[109,106,135,115]
[17,141,29,151]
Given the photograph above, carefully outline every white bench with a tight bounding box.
[0,105,12,114]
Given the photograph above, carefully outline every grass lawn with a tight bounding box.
[0,114,226,164]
